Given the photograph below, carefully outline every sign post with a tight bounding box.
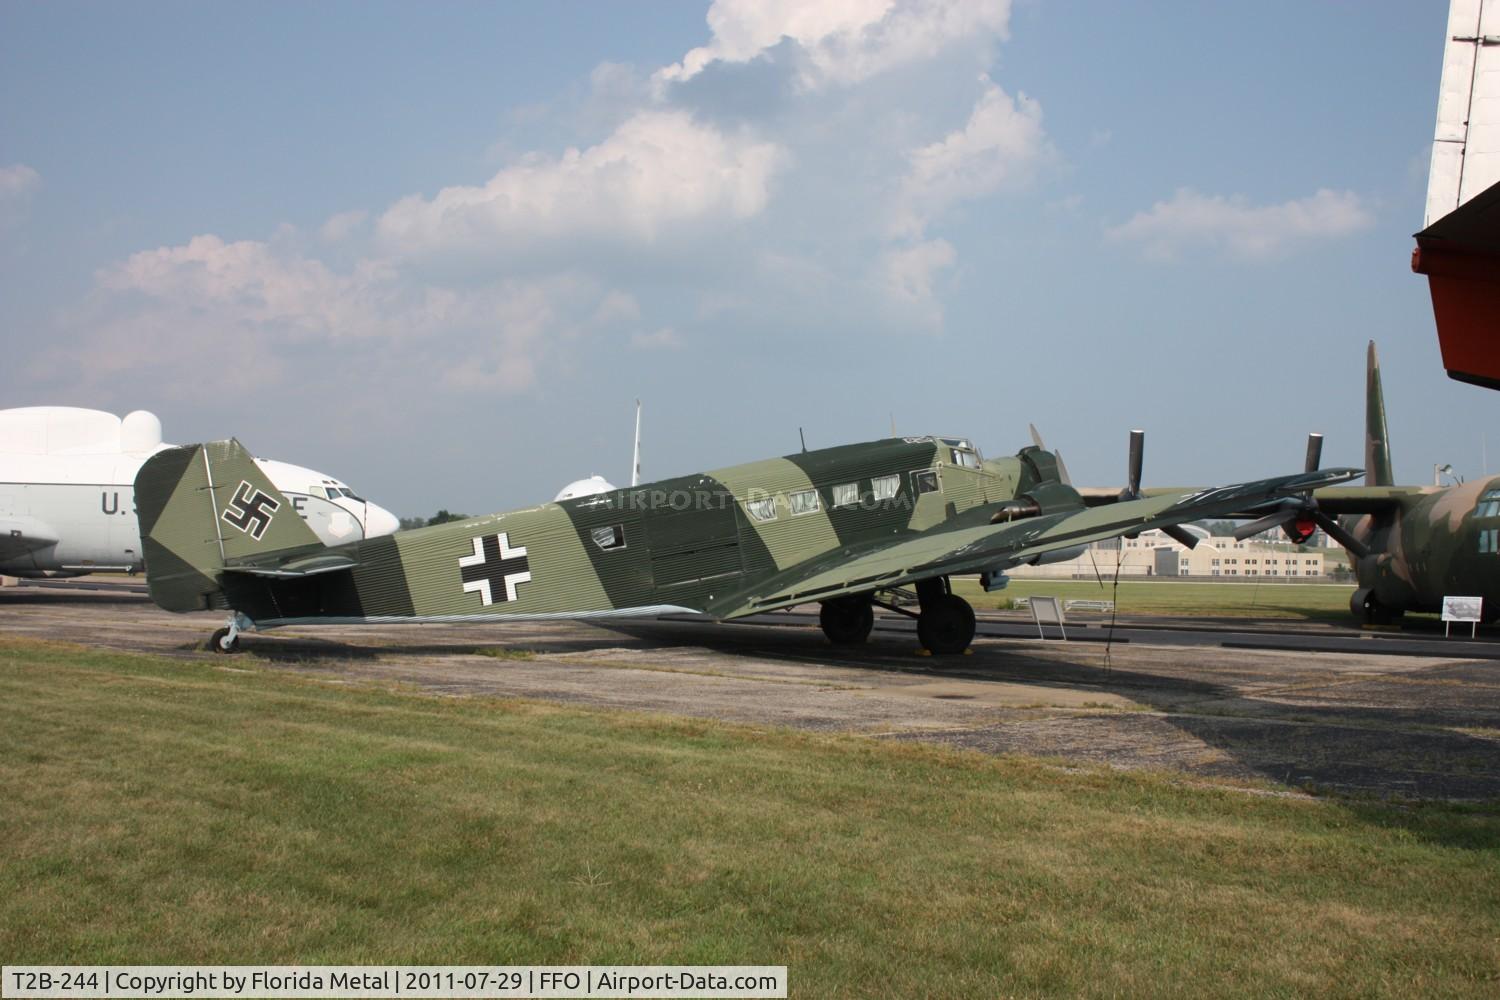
[1441,595,1482,638]
[1029,596,1067,640]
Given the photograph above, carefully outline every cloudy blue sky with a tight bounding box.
[0,1,1487,514]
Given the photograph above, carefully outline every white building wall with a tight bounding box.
[1007,530,1327,579]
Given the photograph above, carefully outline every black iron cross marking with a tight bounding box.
[221,480,280,540]
[459,532,532,605]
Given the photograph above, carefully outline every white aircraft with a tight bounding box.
[0,406,399,577]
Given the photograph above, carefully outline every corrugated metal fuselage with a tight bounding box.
[220,437,1022,627]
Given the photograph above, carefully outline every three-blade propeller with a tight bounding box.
[1230,433,1370,558]
[1116,429,1202,550]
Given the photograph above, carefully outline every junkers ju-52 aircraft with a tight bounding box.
[134,431,1356,654]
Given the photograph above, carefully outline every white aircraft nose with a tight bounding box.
[364,502,401,538]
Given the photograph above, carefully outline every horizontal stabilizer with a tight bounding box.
[0,516,60,561]
[224,553,360,578]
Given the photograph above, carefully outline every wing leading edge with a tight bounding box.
[704,468,1361,619]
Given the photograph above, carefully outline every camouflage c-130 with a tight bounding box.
[135,431,1356,654]
[1229,342,1500,624]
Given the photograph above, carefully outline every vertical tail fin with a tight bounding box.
[631,398,642,487]
[1365,341,1394,487]
[135,439,323,611]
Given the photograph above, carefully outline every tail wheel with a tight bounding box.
[820,595,874,645]
[209,627,241,654]
[918,593,976,655]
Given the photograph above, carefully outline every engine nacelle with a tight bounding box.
[1028,544,1087,567]
[1283,514,1318,545]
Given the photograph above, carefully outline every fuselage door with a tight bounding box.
[642,476,745,588]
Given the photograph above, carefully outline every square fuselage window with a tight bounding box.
[789,489,820,515]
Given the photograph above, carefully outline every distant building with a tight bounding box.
[1007,529,1326,579]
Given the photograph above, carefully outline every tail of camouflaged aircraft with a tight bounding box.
[135,439,328,614]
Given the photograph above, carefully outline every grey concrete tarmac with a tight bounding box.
[3,582,1498,800]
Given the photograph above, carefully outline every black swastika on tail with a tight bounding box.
[221,480,280,540]
[459,532,532,605]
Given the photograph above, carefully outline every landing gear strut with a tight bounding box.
[820,594,875,645]
[208,612,254,654]
[915,577,975,655]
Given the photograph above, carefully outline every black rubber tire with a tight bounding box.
[209,627,240,654]
[917,593,976,655]
[1354,589,1404,626]
[820,596,875,645]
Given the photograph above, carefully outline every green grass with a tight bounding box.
[474,646,538,661]
[954,577,1362,620]
[2,637,1497,997]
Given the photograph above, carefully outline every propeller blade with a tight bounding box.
[1312,510,1371,560]
[1304,433,1324,474]
[1162,524,1200,549]
[1124,429,1144,500]
[1055,449,1074,487]
[1028,423,1045,450]
[1233,509,1296,541]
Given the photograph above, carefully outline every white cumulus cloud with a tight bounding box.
[0,163,40,200]
[657,0,1012,90]
[319,209,369,243]
[893,79,1052,238]
[377,111,784,258]
[56,234,634,400]
[878,238,955,327]
[1105,188,1375,261]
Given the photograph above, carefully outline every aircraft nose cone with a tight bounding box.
[364,502,401,538]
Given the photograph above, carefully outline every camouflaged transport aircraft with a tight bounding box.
[1224,342,1500,624]
[134,429,1358,654]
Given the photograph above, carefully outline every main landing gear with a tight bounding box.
[820,594,875,645]
[1351,588,1404,627]
[914,577,975,655]
[207,612,254,654]
[819,579,976,654]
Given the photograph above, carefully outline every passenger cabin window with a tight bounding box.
[832,483,859,508]
[872,474,900,501]
[1478,490,1500,519]
[746,496,777,522]
[789,489,820,515]
[912,469,941,495]
[591,524,626,550]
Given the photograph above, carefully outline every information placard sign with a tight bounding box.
[1441,595,1482,637]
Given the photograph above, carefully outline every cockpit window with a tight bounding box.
[1478,490,1500,519]
[310,486,328,499]
[950,448,980,469]
[912,468,941,495]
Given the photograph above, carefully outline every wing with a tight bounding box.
[705,468,1361,619]
[1076,484,1428,517]
[0,516,60,562]
[1303,485,1433,517]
